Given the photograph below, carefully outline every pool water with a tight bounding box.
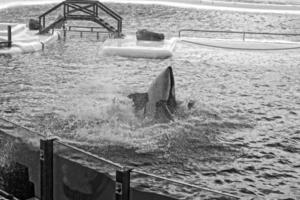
[0,3,300,200]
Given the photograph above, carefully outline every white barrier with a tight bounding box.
[0,24,60,55]
[103,36,177,59]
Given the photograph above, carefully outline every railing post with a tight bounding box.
[63,2,66,18]
[66,3,71,16]
[43,17,45,30]
[243,32,246,41]
[40,139,54,200]
[96,4,98,17]
[7,26,12,48]
[117,19,122,38]
[115,169,131,200]
[93,3,96,17]
[39,17,42,33]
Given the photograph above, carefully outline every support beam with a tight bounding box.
[38,1,123,37]
[115,169,131,200]
[65,3,95,16]
[7,26,11,48]
[40,139,54,200]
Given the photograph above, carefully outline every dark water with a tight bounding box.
[0,3,300,200]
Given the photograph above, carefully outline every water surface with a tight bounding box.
[0,3,300,200]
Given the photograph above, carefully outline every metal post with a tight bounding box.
[7,26,11,48]
[120,20,122,33]
[97,32,99,40]
[39,17,42,33]
[96,5,98,17]
[243,32,245,41]
[63,3,66,18]
[115,169,131,200]
[43,17,45,29]
[118,22,120,37]
[40,139,54,200]
[80,32,83,38]
[118,20,122,37]
[93,3,96,17]
[67,4,69,14]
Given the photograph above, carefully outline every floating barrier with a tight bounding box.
[103,36,177,59]
[178,29,300,51]
[0,23,60,55]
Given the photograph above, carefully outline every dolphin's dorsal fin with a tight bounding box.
[166,66,176,113]
[145,66,176,118]
[128,66,177,122]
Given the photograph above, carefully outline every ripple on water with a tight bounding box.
[1,2,300,199]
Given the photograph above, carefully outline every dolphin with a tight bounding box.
[128,66,177,122]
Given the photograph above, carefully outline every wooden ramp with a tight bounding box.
[38,0,123,37]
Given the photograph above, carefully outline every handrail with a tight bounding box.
[38,1,65,33]
[97,2,122,21]
[63,0,122,20]
[178,29,300,41]
[68,25,103,29]
[65,3,95,16]
[181,39,300,51]
[38,1,122,36]
[132,169,240,199]
[0,117,241,199]
[0,118,123,169]
[55,140,124,169]
[0,189,19,200]
[39,2,64,18]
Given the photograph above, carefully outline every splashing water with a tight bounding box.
[0,2,300,199]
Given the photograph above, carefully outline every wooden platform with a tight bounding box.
[38,0,123,37]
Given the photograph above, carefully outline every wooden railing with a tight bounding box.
[38,2,65,33]
[67,25,109,39]
[38,0,123,37]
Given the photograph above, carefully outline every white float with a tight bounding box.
[102,36,177,59]
[0,23,60,55]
